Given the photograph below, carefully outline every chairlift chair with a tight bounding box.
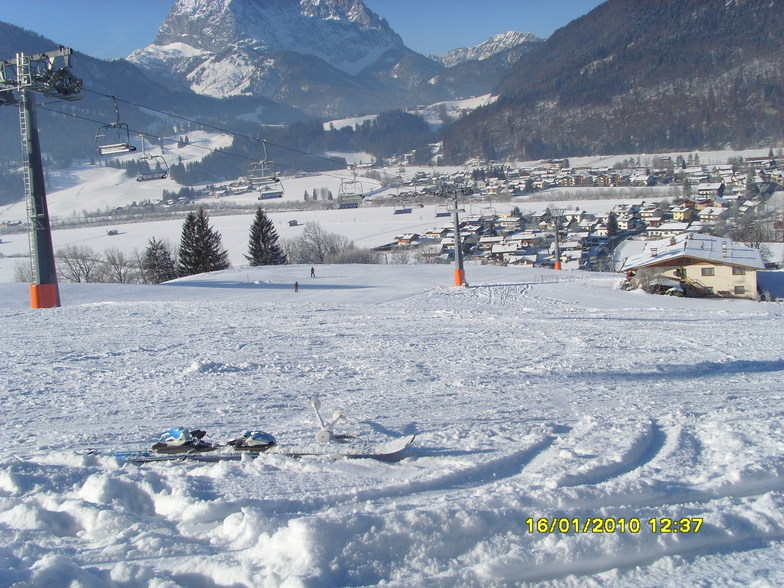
[136,154,169,181]
[248,141,280,187]
[248,160,278,186]
[95,122,136,155]
[257,181,284,200]
[95,96,136,156]
[337,169,364,209]
[480,206,497,220]
[135,135,168,181]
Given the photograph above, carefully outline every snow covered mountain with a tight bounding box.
[128,0,443,117]
[432,31,543,68]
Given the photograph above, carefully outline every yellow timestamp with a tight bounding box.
[525,517,704,534]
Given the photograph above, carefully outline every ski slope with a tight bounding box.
[0,264,782,586]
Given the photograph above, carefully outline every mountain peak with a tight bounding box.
[151,0,403,68]
[434,31,543,68]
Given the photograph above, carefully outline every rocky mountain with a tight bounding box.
[443,0,784,163]
[432,32,542,68]
[425,32,544,101]
[128,0,443,118]
[127,0,541,118]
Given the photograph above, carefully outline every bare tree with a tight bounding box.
[56,245,102,283]
[284,222,346,263]
[102,248,142,283]
[282,222,380,264]
[13,260,33,283]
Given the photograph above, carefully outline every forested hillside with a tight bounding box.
[442,0,784,162]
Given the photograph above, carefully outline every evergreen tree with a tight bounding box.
[177,207,230,276]
[606,212,619,237]
[141,237,178,284]
[304,189,310,201]
[245,208,287,266]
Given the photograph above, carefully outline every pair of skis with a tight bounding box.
[96,397,415,464]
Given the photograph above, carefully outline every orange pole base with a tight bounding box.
[554,261,562,270]
[454,269,467,286]
[30,284,60,308]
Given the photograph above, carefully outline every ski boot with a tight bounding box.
[152,427,216,454]
[228,430,277,451]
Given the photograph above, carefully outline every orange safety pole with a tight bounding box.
[30,284,60,308]
[554,261,562,271]
[454,268,466,286]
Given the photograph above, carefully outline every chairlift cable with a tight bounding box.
[41,91,407,186]
[80,87,413,186]
[80,87,347,167]
[36,103,365,183]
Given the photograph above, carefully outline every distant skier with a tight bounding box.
[294,281,299,292]
[310,266,315,278]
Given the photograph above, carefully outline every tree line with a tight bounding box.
[15,207,381,284]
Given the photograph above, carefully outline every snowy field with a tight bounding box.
[0,264,782,586]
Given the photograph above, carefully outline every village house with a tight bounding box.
[490,242,521,263]
[693,195,729,210]
[478,235,504,253]
[495,214,523,234]
[671,206,697,222]
[621,233,765,299]
[645,221,692,240]
[615,214,639,231]
[696,206,728,226]
[696,182,725,198]
[394,233,420,246]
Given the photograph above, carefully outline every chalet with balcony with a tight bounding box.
[621,233,765,299]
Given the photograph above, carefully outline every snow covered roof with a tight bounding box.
[621,232,765,271]
[491,243,519,254]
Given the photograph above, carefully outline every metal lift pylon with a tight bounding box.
[1,48,82,308]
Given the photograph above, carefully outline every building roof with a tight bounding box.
[621,232,765,271]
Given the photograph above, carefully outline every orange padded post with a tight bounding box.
[30,284,60,308]
[454,269,467,286]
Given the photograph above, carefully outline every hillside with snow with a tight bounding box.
[0,263,782,586]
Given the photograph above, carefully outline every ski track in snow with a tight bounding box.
[0,265,782,587]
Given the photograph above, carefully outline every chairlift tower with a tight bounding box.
[0,48,82,308]
[551,207,564,270]
[442,184,467,287]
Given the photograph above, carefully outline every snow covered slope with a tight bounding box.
[0,265,782,586]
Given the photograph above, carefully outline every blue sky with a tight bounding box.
[2,0,605,59]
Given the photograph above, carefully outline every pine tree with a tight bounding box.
[245,208,287,266]
[606,212,619,237]
[142,237,178,284]
[177,207,230,276]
